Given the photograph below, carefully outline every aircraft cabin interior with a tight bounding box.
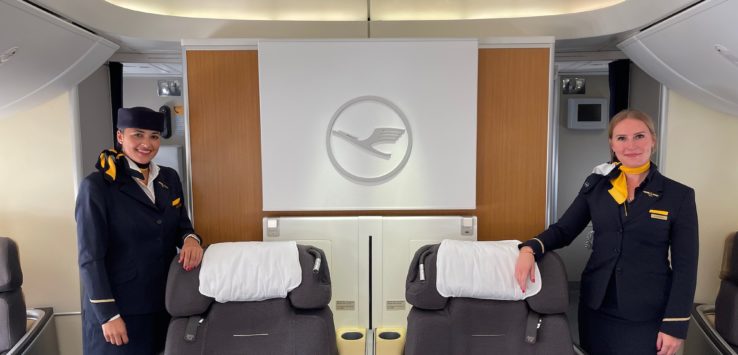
[1,0,738,354]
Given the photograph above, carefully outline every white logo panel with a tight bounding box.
[258,40,477,211]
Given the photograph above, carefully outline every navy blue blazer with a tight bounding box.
[75,163,196,325]
[522,164,698,338]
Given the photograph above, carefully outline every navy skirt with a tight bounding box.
[578,302,661,355]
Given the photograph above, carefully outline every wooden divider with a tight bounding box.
[187,51,263,243]
[476,48,550,239]
[187,48,550,244]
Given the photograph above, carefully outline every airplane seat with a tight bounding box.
[715,231,738,350]
[404,243,574,355]
[164,244,337,355]
[0,237,26,354]
[684,232,738,355]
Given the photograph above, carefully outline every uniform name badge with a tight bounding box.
[649,209,668,221]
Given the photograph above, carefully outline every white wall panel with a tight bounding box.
[262,217,370,328]
[263,215,476,331]
[664,91,738,304]
[259,40,477,210]
[372,216,476,328]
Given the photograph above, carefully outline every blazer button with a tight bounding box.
[614,248,620,254]
[156,219,162,225]
[616,267,623,273]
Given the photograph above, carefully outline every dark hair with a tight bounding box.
[608,109,658,162]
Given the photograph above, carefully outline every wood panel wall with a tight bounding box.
[476,48,550,239]
[187,48,550,245]
[187,51,263,242]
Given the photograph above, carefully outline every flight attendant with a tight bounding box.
[515,110,698,355]
[76,107,204,354]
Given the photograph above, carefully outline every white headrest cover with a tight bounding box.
[436,239,541,300]
[198,241,302,303]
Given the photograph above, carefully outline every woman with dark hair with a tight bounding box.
[515,110,698,355]
[76,106,204,354]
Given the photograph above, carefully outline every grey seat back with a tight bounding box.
[405,243,573,355]
[0,237,26,354]
[164,244,337,355]
[716,232,738,347]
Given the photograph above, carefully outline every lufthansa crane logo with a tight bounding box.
[326,96,413,184]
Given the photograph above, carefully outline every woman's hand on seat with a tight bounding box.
[180,237,204,271]
[515,247,536,293]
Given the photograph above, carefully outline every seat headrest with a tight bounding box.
[720,232,738,283]
[405,243,569,314]
[165,255,213,318]
[165,244,332,317]
[289,245,332,310]
[0,237,23,292]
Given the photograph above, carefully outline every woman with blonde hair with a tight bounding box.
[515,109,698,355]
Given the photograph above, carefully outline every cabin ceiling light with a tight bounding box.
[372,0,624,21]
[105,0,367,21]
[157,79,182,97]
[105,0,624,21]
[562,77,586,95]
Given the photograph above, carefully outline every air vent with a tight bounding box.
[0,46,18,66]
[715,44,738,68]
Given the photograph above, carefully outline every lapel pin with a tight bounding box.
[158,181,169,190]
[643,190,659,198]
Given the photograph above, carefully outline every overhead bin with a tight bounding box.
[0,0,118,118]
[618,0,738,116]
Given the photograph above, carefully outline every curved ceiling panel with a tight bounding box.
[619,0,738,116]
[105,0,623,21]
[0,0,118,118]
[33,0,698,53]
[106,0,366,21]
[372,0,623,21]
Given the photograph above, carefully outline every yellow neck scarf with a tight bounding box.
[608,162,651,204]
[96,149,125,182]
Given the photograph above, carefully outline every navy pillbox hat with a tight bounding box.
[117,107,165,132]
